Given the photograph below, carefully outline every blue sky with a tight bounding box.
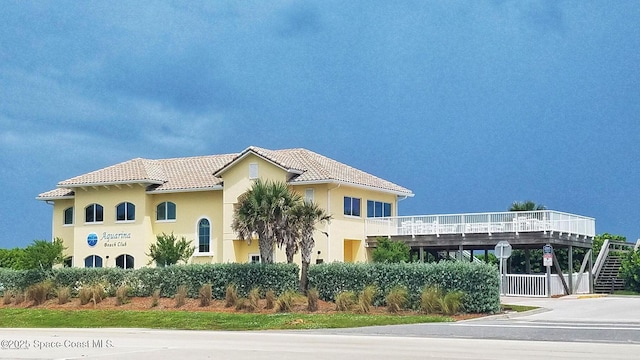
[1,1,639,248]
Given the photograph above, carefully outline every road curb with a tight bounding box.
[458,307,550,322]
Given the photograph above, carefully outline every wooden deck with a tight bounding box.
[365,210,595,250]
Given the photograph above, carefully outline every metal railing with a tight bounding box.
[504,273,590,297]
[593,239,636,283]
[365,210,595,238]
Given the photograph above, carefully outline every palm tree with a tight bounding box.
[231,179,300,264]
[290,200,331,293]
[509,201,546,212]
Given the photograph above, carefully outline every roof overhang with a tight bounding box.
[147,185,224,194]
[57,179,165,189]
[35,195,75,201]
[289,179,414,197]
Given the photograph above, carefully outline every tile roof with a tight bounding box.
[37,147,412,200]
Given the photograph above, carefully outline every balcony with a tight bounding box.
[365,210,595,240]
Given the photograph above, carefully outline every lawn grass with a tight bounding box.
[0,308,452,331]
[612,290,640,296]
[501,304,538,313]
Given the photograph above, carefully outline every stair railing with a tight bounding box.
[594,240,637,284]
[593,239,611,283]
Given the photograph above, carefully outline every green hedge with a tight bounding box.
[0,263,299,299]
[307,262,500,313]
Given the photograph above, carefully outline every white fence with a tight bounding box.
[365,210,595,238]
[503,273,590,297]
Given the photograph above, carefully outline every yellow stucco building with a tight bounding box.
[37,146,413,268]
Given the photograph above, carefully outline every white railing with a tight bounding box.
[365,210,595,239]
[504,273,591,297]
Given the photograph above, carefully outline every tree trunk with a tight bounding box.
[299,261,309,294]
[259,234,274,264]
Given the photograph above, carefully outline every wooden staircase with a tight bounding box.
[594,253,626,294]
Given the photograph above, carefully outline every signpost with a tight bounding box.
[495,241,512,295]
[543,244,553,297]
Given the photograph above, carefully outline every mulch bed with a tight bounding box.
[0,296,484,320]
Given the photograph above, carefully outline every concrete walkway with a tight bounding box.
[500,295,640,324]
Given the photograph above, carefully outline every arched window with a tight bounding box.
[85,204,103,223]
[156,201,176,221]
[64,207,74,225]
[115,254,134,269]
[84,255,103,268]
[116,202,135,221]
[198,218,210,253]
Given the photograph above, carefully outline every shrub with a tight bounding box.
[78,287,92,305]
[150,289,161,308]
[265,289,275,310]
[225,284,238,308]
[26,280,54,305]
[420,286,442,314]
[57,286,71,305]
[335,290,356,312]
[0,263,300,301]
[235,298,247,311]
[385,286,408,313]
[90,284,105,304]
[621,248,640,292]
[372,237,410,263]
[115,285,131,306]
[14,292,24,304]
[307,288,319,312]
[199,283,212,307]
[357,285,377,313]
[175,285,187,308]
[308,261,500,313]
[247,288,260,312]
[440,291,465,315]
[2,291,12,305]
[275,290,297,313]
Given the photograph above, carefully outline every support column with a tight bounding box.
[588,247,594,293]
[484,249,489,263]
[469,249,474,263]
[568,245,573,294]
[419,247,424,263]
[525,249,531,274]
[458,244,464,261]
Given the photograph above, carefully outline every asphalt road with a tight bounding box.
[0,295,639,359]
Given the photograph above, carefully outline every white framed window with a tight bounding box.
[156,201,176,221]
[249,254,261,264]
[343,196,361,217]
[85,204,103,223]
[249,163,258,179]
[367,200,392,218]
[63,207,74,225]
[197,218,211,253]
[84,255,103,268]
[115,254,134,269]
[116,202,135,222]
[305,188,314,203]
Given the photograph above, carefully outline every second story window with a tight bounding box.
[116,202,135,221]
[367,200,391,218]
[343,196,361,217]
[85,204,103,223]
[157,201,176,221]
[64,207,74,225]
